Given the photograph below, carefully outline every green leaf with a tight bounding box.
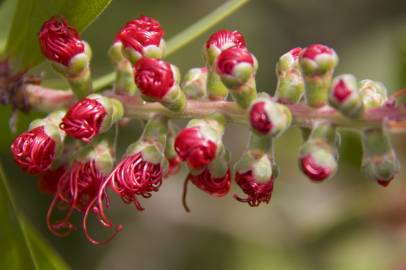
[92,0,250,91]
[0,161,69,270]
[0,0,17,56]
[4,0,112,70]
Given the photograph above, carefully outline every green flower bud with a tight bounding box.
[329,74,364,118]
[181,67,208,99]
[275,47,305,104]
[359,79,388,109]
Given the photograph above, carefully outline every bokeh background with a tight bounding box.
[1,0,406,269]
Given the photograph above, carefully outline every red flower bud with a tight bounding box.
[216,46,254,75]
[249,101,272,135]
[134,58,174,99]
[38,166,66,194]
[117,15,164,54]
[377,177,393,187]
[301,44,334,60]
[39,16,84,66]
[206,29,246,50]
[47,160,106,237]
[182,168,231,212]
[11,126,56,174]
[60,98,107,143]
[175,127,217,170]
[332,79,352,102]
[289,47,302,60]
[299,154,332,182]
[234,170,274,207]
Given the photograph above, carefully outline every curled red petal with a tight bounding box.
[174,127,217,169]
[39,16,84,66]
[60,98,106,143]
[117,15,164,53]
[234,170,274,207]
[206,29,246,50]
[134,58,174,99]
[301,44,334,60]
[11,126,56,174]
[216,46,254,75]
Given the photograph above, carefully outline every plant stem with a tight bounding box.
[92,0,250,91]
[24,84,406,132]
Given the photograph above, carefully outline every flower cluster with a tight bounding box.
[9,15,403,245]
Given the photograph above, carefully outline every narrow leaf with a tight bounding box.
[4,0,112,70]
[0,161,69,269]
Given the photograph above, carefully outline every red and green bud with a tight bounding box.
[204,29,246,101]
[117,15,166,64]
[299,44,338,108]
[329,74,363,118]
[215,46,258,108]
[361,128,400,187]
[109,40,137,95]
[248,93,292,137]
[358,79,388,109]
[60,94,124,143]
[39,16,93,98]
[175,116,225,170]
[181,67,208,99]
[11,111,66,174]
[275,47,305,104]
[299,123,339,182]
[234,152,275,207]
[134,58,186,111]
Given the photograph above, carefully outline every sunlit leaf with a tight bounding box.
[4,0,112,70]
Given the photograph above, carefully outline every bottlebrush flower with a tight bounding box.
[274,47,305,104]
[299,141,338,182]
[234,154,275,207]
[39,16,84,66]
[328,74,363,118]
[134,58,186,111]
[47,141,113,238]
[299,44,338,108]
[248,94,292,137]
[117,15,165,64]
[60,94,123,143]
[205,29,246,66]
[11,124,63,174]
[175,125,219,170]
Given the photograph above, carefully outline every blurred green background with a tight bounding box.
[1,0,406,269]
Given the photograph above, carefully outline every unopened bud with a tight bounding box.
[329,74,363,118]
